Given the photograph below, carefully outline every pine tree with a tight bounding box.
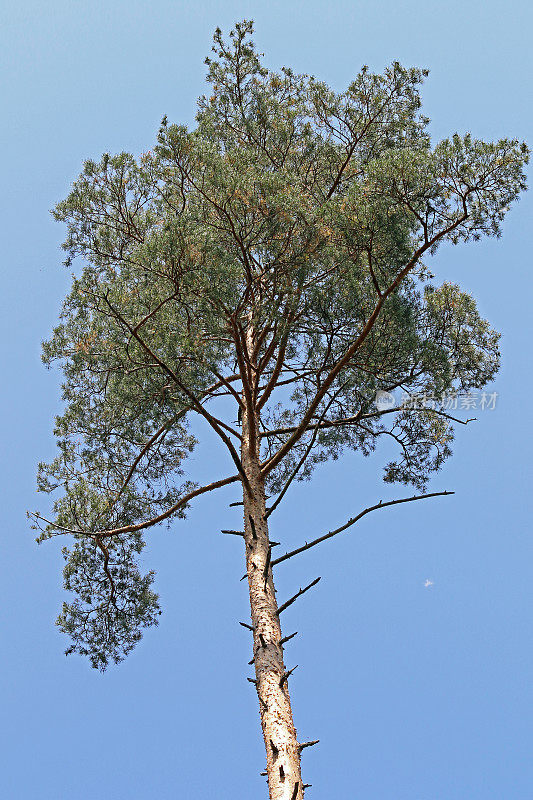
[33,21,528,799]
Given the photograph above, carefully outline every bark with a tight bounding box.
[241,392,304,799]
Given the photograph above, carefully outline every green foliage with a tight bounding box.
[58,532,160,670]
[35,20,529,669]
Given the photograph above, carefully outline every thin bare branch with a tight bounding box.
[272,490,454,566]
[277,577,321,616]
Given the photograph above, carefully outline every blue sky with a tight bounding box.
[1,1,532,798]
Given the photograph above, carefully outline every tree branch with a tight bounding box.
[33,474,240,540]
[102,293,252,496]
[260,205,471,477]
[272,490,454,566]
[277,577,321,615]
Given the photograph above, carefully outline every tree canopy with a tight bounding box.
[34,21,528,673]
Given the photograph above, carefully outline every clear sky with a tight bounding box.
[1,1,532,798]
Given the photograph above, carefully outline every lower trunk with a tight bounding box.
[242,449,304,799]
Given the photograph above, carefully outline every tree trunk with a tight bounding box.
[241,401,304,800]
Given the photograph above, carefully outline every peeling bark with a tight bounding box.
[241,335,304,799]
